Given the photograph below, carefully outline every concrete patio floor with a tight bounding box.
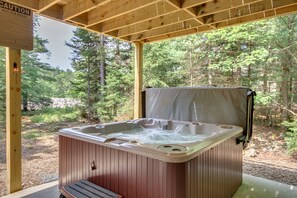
[2,174,297,198]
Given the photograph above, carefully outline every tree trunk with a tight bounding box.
[189,50,193,86]
[207,59,213,86]
[263,65,268,94]
[100,34,106,87]
[281,64,289,121]
[22,91,28,111]
[87,65,91,122]
[115,39,121,64]
[236,67,242,86]
[208,69,213,86]
[289,77,293,110]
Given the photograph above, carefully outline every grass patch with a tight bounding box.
[23,107,80,123]
[23,130,43,139]
[22,128,52,140]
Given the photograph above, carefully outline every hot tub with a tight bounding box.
[59,118,243,198]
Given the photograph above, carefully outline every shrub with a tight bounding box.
[283,119,297,155]
[25,107,80,123]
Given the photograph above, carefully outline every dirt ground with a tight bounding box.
[243,125,297,186]
[0,121,86,197]
[0,123,296,197]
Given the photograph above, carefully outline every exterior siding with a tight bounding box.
[59,135,242,198]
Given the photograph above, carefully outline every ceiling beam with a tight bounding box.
[40,4,63,20]
[87,0,159,27]
[272,0,297,9]
[219,2,297,26]
[92,0,213,32]
[141,25,212,43]
[134,0,297,43]
[130,19,200,41]
[200,0,297,25]
[101,0,212,35]
[141,1,297,43]
[114,0,268,39]
[38,0,61,13]
[116,10,193,37]
[181,0,214,9]
[95,1,177,33]
[274,2,297,15]
[166,0,182,8]
[195,0,263,18]
[62,0,110,21]
[68,14,88,27]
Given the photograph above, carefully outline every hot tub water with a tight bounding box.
[104,124,213,145]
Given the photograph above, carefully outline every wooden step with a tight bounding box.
[61,180,123,198]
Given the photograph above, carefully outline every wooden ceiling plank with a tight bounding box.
[130,19,200,41]
[199,0,296,25]
[62,0,110,21]
[213,3,297,29]
[264,9,276,17]
[244,0,262,3]
[87,0,159,27]
[38,0,61,13]
[275,3,297,15]
[142,28,198,43]
[68,13,88,26]
[182,0,214,8]
[40,4,63,19]
[96,0,213,33]
[196,0,263,17]
[272,0,297,9]
[232,0,245,7]
[166,0,182,9]
[97,0,217,33]
[98,1,177,33]
[217,12,265,27]
[133,0,297,43]
[7,0,297,44]
[6,0,39,10]
[141,25,214,43]
[116,10,193,37]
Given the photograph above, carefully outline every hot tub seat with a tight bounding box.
[61,180,122,198]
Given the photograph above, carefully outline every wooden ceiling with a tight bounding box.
[7,0,297,43]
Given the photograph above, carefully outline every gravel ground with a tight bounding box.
[0,123,296,197]
[243,160,297,186]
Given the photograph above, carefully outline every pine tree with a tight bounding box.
[66,28,105,122]
[21,34,54,111]
[97,38,134,121]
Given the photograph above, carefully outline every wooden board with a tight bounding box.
[5,0,297,43]
[0,0,33,50]
[61,180,123,198]
[6,48,22,193]
[134,42,143,119]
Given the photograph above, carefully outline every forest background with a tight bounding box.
[0,14,296,154]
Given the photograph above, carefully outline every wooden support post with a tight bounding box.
[6,48,22,193]
[134,42,143,119]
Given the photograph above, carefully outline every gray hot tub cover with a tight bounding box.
[144,87,255,145]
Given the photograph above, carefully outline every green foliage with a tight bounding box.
[97,39,134,122]
[143,41,186,87]
[25,107,80,123]
[23,129,43,140]
[66,28,104,121]
[21,34,53,109]
[283,119,297,155]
